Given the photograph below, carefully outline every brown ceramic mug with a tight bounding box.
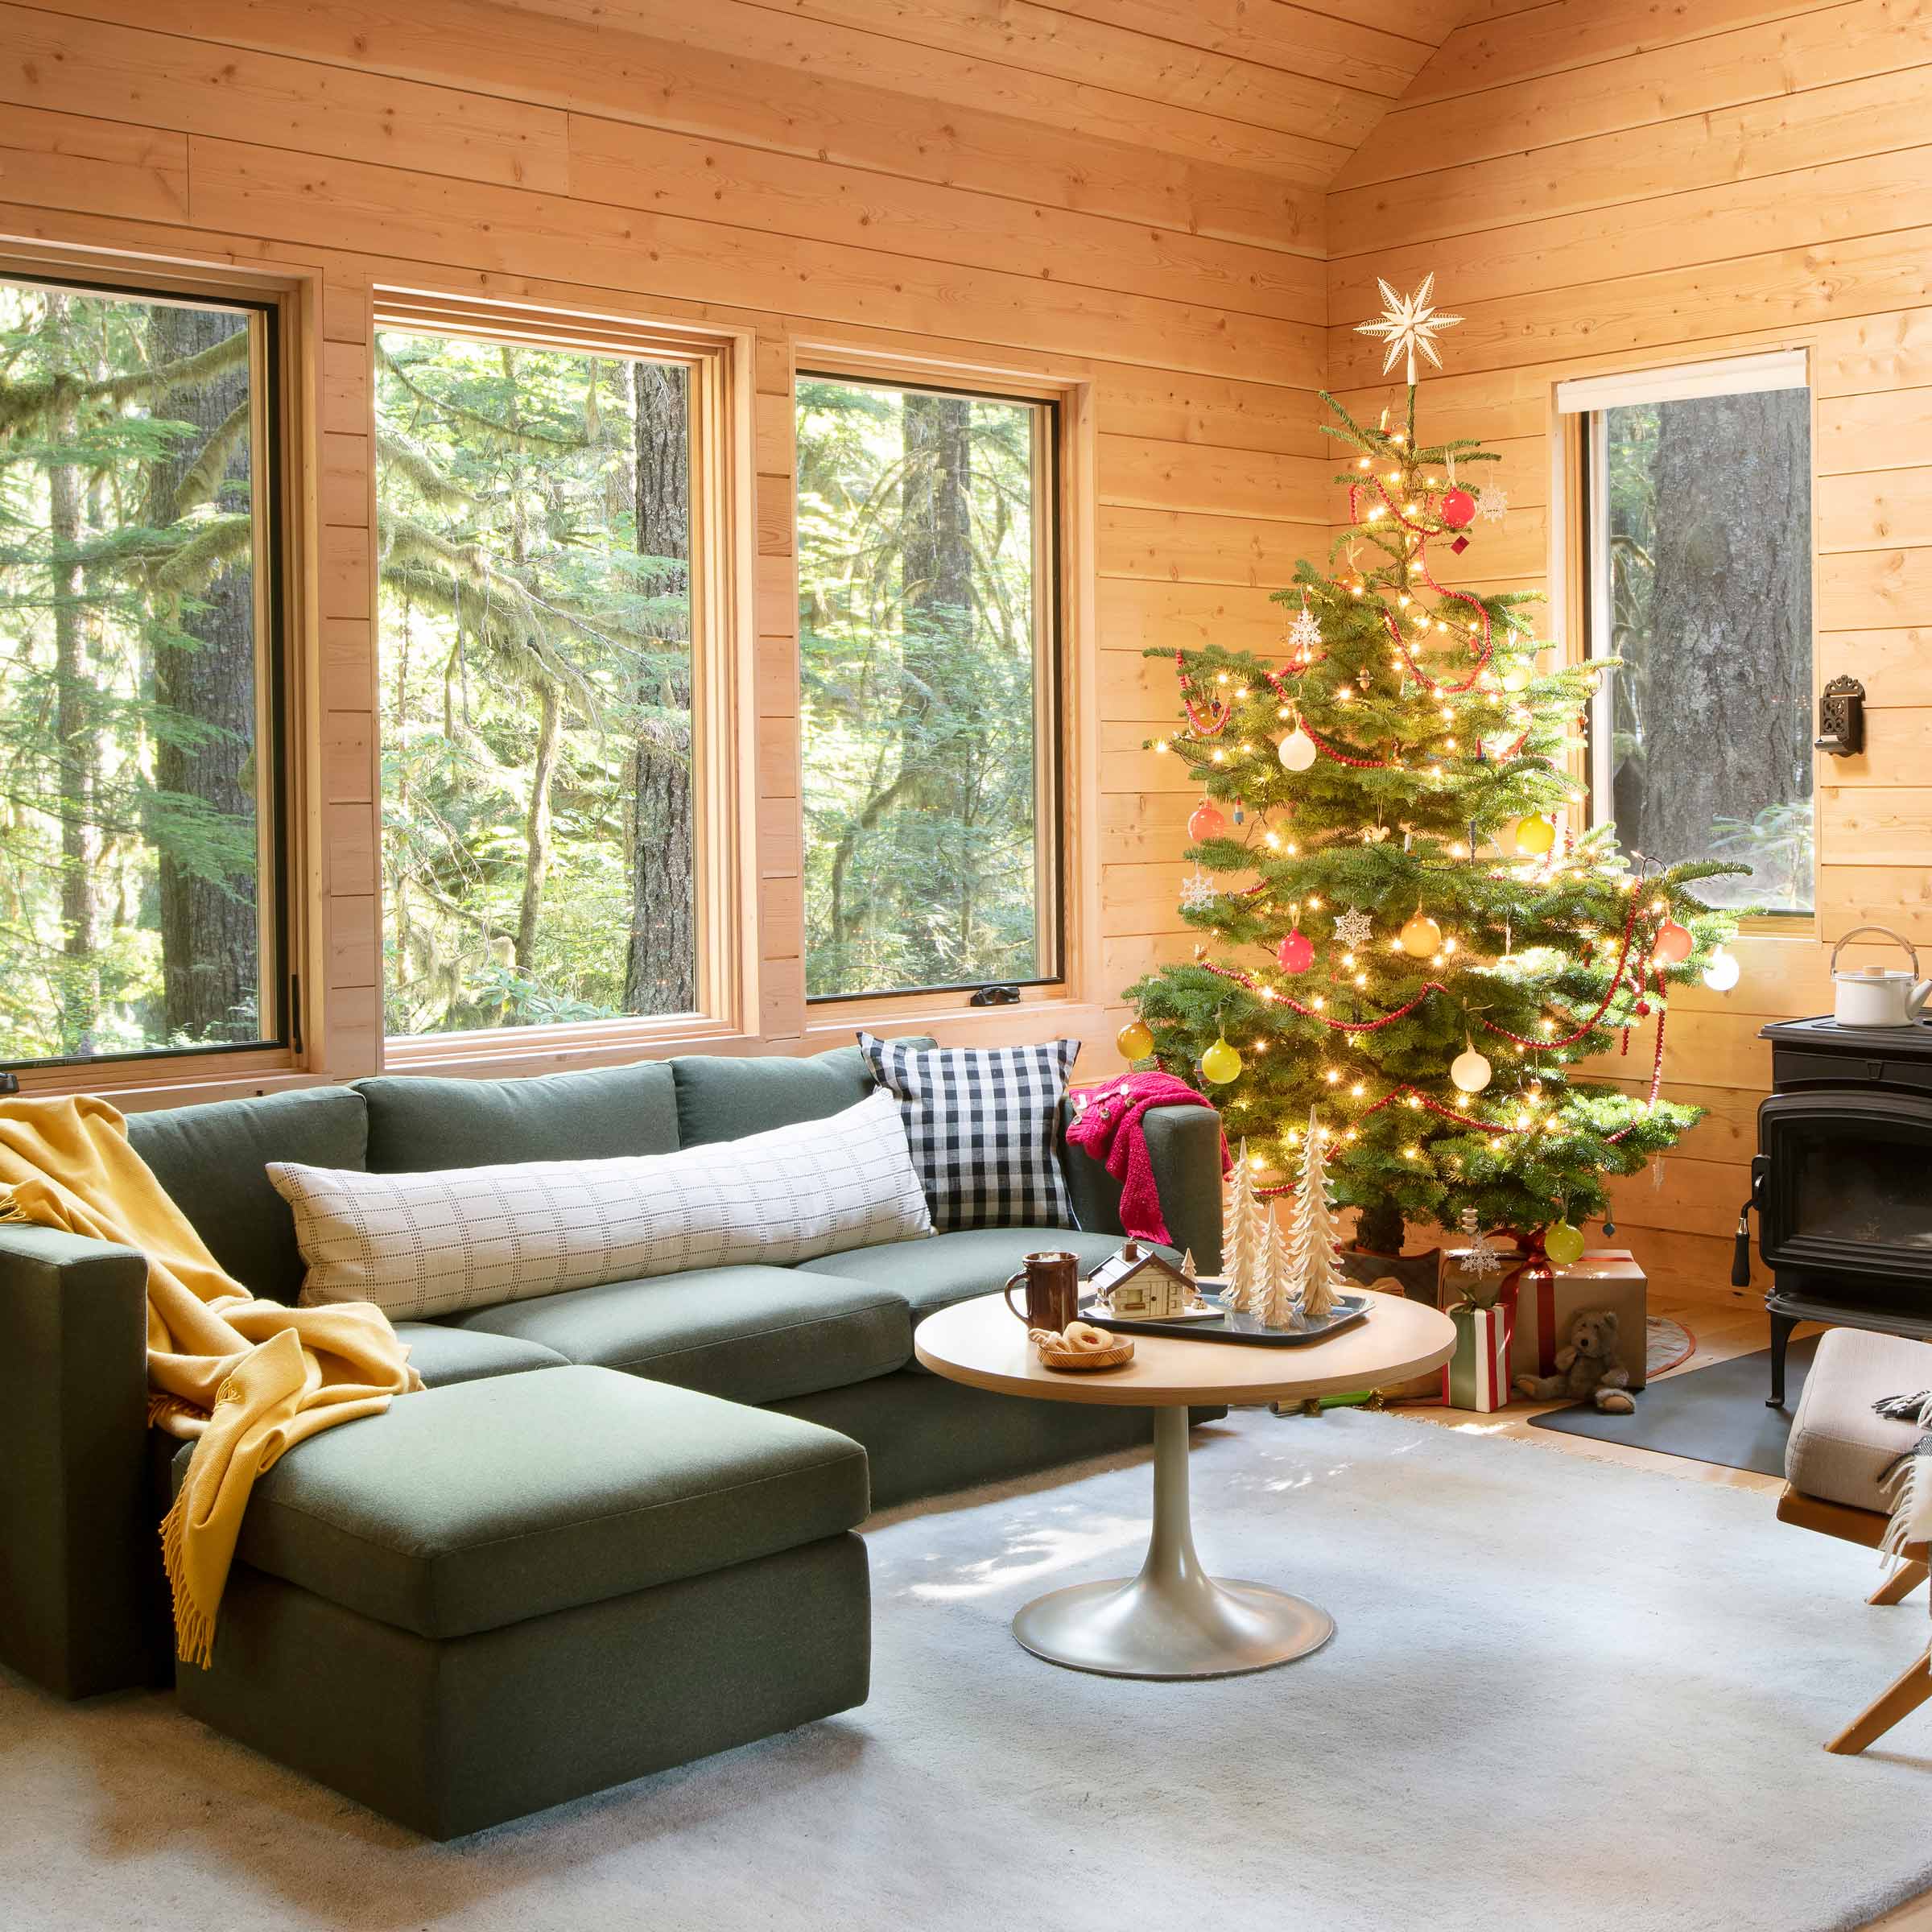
[1003,1249,1081,1332]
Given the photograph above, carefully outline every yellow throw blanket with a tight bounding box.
[0,1096,420,1666]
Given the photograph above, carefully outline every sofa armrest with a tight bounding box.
[1063,1104,1224,1274]
[0,1224,156,1697]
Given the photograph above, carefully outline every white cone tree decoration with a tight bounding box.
[1221,1141,1273,1315]
[1285,1108,1348,1323]
[1257,1205,1297,1331]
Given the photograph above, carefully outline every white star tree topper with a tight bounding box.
[1355,274,1463,386]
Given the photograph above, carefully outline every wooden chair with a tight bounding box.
[1777,1485,1930,1753]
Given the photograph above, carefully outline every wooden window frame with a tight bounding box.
[0,248,309,1099]
[1553,344,1822,940]
[791,348,1091,1031]
[370,290,758,1074]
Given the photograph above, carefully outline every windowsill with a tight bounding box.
[380,1011,752,1079]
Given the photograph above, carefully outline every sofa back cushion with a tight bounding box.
[356,1061,680,1173]
[671,1039,933,1148]
[124,1087,368,1305]
[272,1089,931,1321]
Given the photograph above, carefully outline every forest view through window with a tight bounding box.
[376,327,696,1036]
[1589,374,1814,914]
[797,374,1059,1000]
[0,278,278,1067]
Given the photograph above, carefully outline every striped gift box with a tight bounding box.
[1441,1303,1512,1412]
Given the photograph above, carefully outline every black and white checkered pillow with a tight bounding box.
[859,1032,1079,1232]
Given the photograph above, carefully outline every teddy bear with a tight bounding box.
[1513,1307,1636,1414]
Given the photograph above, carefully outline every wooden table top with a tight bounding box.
[913,1290,1458,1409]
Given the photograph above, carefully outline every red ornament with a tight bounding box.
[1441,487,1477,529]
[1187,799,1226,843]
[1278,929,1315,975]
[1653,919,1694,964]
[1449,534,1471,554]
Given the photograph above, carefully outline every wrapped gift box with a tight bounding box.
[1437,1236,1521,1311]
[1441,1302,1512,1412]
[1507,1249,1648,1391]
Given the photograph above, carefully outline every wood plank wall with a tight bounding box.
[1325,0,1932,1307]
[0,0,1461,1098]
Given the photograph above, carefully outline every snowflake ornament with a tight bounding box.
[1458,1209,1505,1282]
[1286,602,1323,658]
[1476,482,1509,524]
[1179,869,1218,914]
[1331,906,1376,951]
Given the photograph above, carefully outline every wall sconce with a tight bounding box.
[1815,674,1864,758]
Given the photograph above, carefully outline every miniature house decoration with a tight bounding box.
[1091,1241,1203,1319]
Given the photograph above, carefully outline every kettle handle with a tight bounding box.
[1831,923,1919,977]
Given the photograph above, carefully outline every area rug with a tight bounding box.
[5,1408,1930,1932]
[1530,1335,1818,1476]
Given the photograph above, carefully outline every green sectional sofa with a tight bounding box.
[0,1041,1220,1833]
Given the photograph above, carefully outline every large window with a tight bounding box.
[796,372,1060,1001]
[376,321,700,1037]
[1567,352,1814,914]
[0,275,282,1067]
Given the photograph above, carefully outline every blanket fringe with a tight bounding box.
[159,1491,213,1670]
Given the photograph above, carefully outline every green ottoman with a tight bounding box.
[174,1366,871,1837]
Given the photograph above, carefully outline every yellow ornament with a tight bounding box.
[1513,813,1556,856]
[1399,910,1443,957]
[1543,1219,1586,1265]
[1200,1037,1243,1084]
[1117,1018,1155,1062]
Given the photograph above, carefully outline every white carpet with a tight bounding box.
[6,1409,1932,1932]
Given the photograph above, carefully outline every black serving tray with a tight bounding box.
[1077,1290,1371,1348]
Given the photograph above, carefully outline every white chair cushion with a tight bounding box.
[1785,1327,1932,1514]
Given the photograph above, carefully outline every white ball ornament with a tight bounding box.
[1278,724,1318,773]
[1702,947,1741,992]
[1450,1046,1493,1094]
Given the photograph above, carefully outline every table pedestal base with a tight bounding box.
[1011,1407,1335,1680]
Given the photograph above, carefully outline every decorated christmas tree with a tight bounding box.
[1120,278,1743,1259]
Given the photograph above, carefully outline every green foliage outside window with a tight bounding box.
[376,331,695,1035]
[797,375,1055,999]
[0,280,270,1064]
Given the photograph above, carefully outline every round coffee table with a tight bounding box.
[913,1288,1456,1681]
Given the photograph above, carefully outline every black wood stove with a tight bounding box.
[1738,1017,1932,1407]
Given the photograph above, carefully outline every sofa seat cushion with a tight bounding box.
[215,1366,869,1640]
[795,1226,1152,1340]
[393,1322,569,1388]
[447,1265,910,1403]
[1785,1327,1932,1514]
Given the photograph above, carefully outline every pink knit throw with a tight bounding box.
[1064,1071,1228,1248]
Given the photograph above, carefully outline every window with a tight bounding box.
[0,275,283,1068]
[375,319,704,1037]
[796,372,1060,1001]
[1566,351,1814,914]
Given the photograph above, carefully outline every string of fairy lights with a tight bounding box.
[1121,324,1736,1201]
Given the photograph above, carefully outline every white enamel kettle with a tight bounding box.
[1831,924,1932,1027]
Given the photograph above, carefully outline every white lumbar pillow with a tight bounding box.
[270,1087,931,1322]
